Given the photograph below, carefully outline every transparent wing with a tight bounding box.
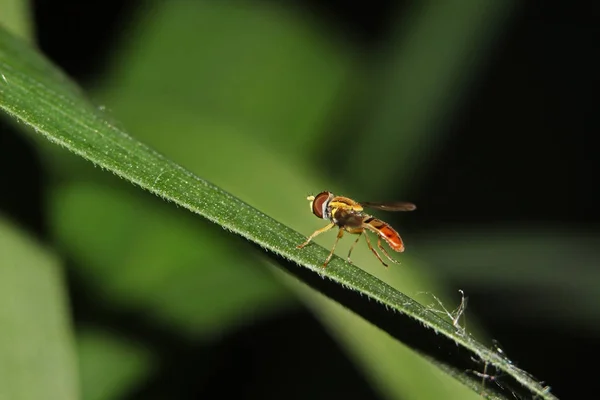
[360,201,417,212]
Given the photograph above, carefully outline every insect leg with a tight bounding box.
[346,231,363,264]
[323,228,344,268]
[363,233,388,268]
[377,238,401,265]
[297,223,335,249]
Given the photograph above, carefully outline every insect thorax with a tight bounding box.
[331,208,365,228]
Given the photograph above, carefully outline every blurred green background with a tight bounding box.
[1,0,598,399]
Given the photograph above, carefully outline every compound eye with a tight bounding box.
[312,191,331,219]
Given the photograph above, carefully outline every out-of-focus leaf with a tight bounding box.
[270,266,484,400]
[50,182,294,339]
[0,0,33,42]
[78,327,156,400]
[93,0,353,158]
[350,0,517,196]
[414,226,600,328]
[0,214,78,400]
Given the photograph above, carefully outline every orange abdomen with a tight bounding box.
[379,225,404,252]
[366,218,405,252]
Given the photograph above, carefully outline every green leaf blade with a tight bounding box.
[0,25,557,400]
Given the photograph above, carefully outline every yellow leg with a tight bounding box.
[377,238,401,265]
[297,223,335,249]
[364,233,388,268]
[346,232,363,264]
[323,228,344,267]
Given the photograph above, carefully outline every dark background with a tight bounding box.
[2,0,598,399]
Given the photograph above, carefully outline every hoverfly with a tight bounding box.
[297,191,416,268]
